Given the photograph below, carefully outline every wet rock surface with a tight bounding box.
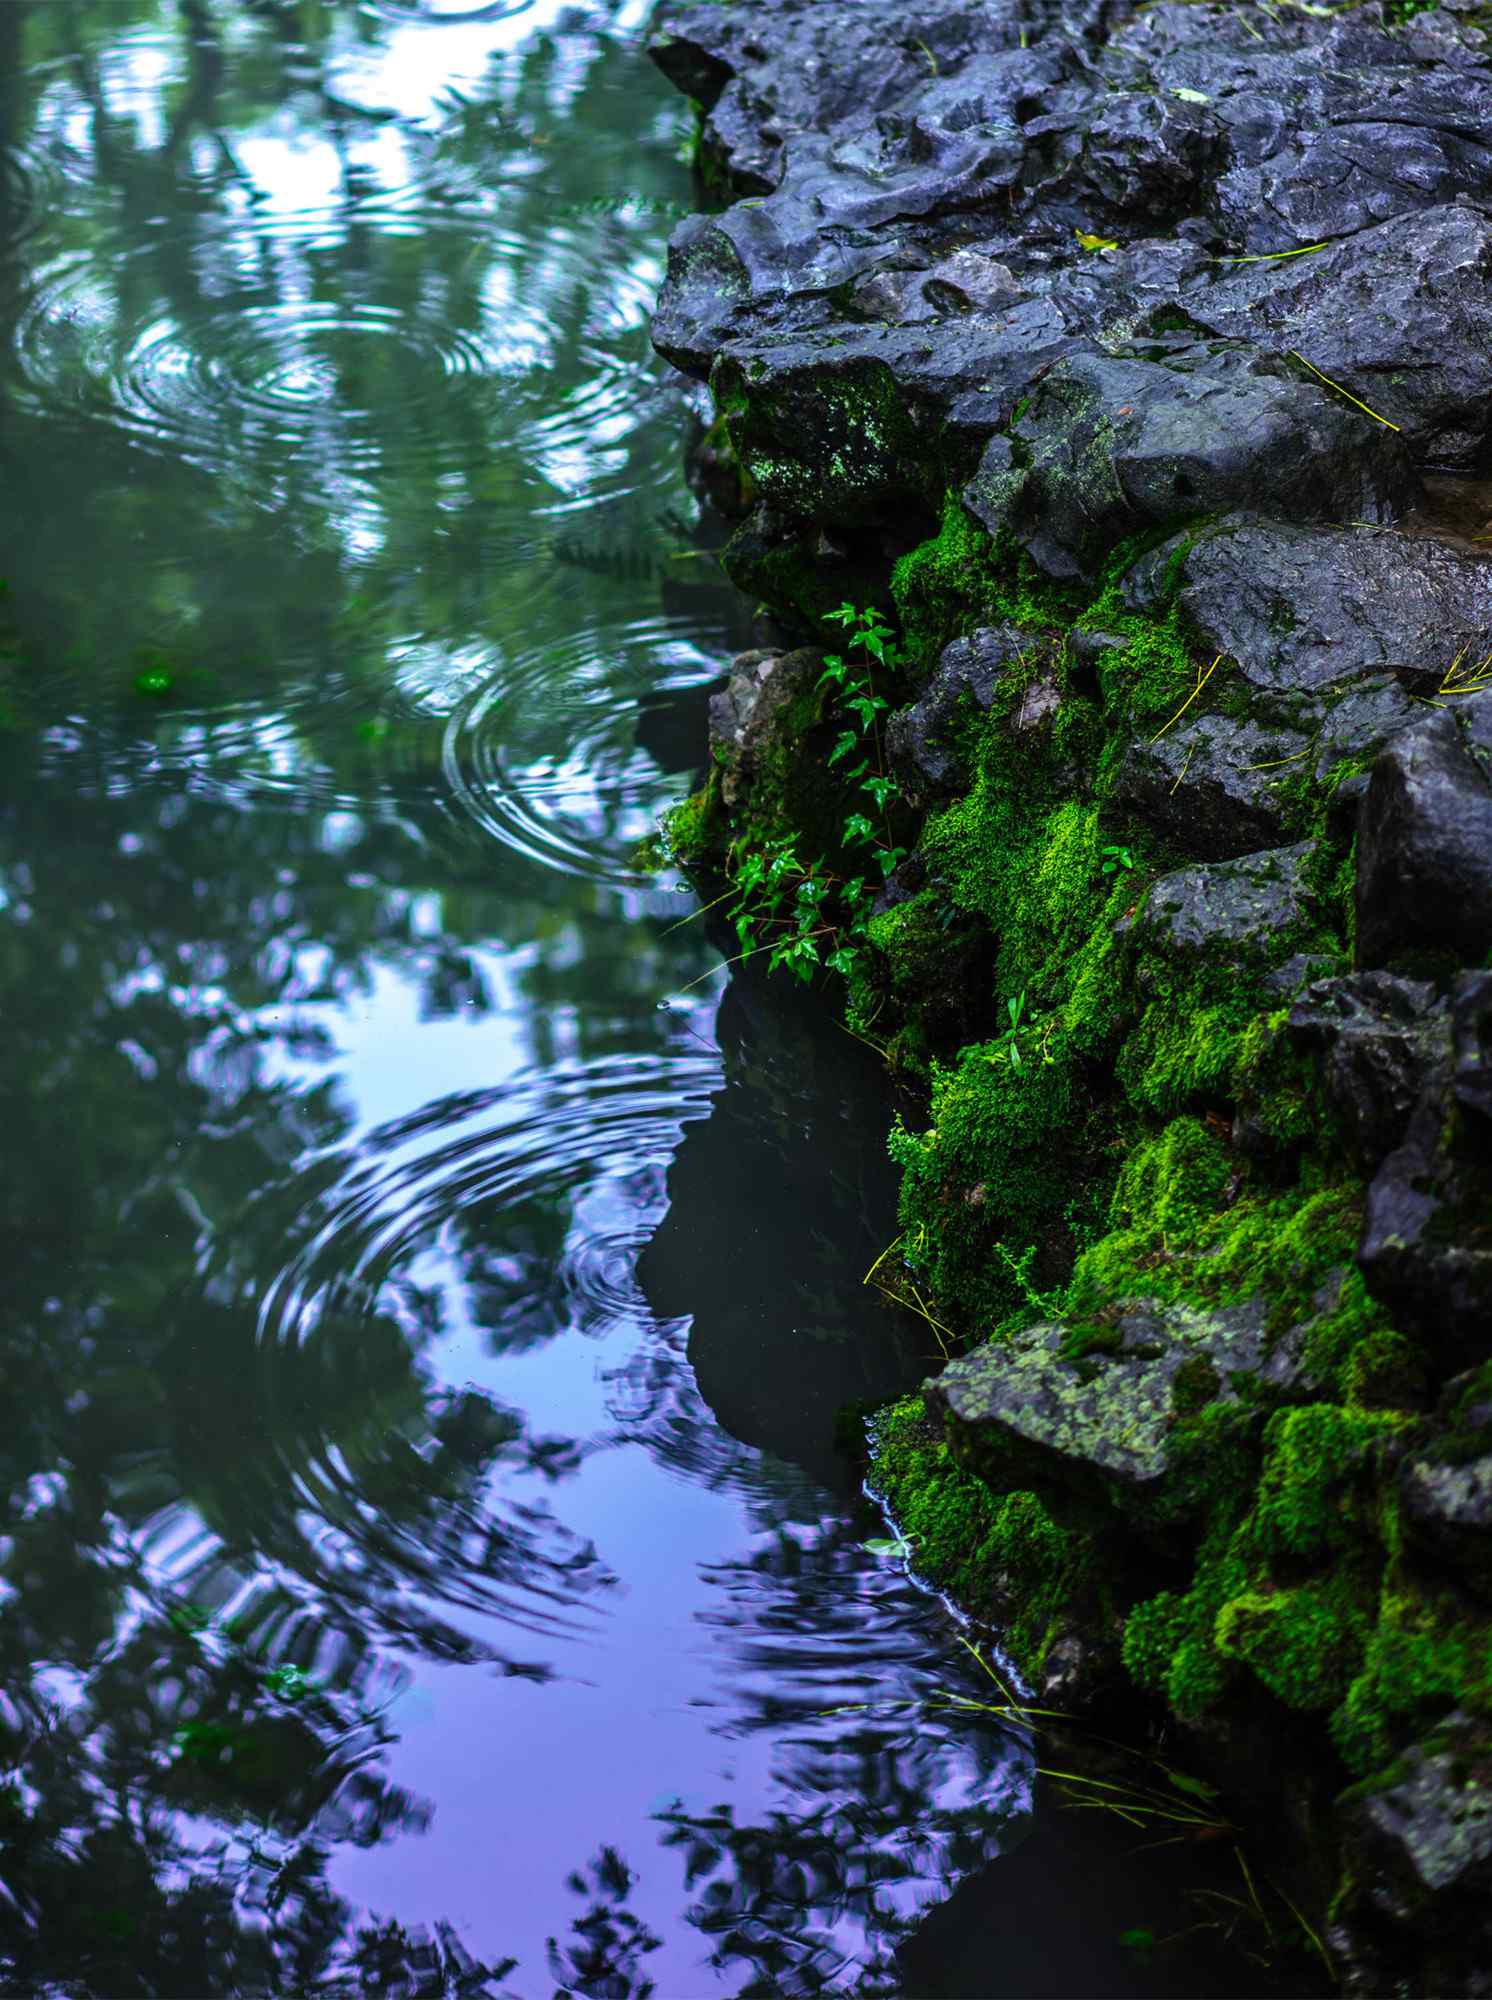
[1114,713,1312,859]
[1359,971,1492,1359]
[887,623,1040,802]
[1127,840,1317,961]
[1287,972,1449,1170]
[1354,711,1492,971]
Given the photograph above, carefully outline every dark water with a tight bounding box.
[0,6,1290,1995]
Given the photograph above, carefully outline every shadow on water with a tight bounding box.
[638,966,920,1493]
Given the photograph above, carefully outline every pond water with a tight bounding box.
[0,6,1294,1994]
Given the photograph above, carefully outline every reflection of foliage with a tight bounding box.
[546,1846,663,2000]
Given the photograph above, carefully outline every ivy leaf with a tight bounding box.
[843,813,877,846]
[827,729,859,766]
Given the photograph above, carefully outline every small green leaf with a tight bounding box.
[1171,85,1210,103]
[1119,1929,1155,1952]
[1166,1768,1220,1800]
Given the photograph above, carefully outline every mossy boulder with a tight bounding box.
[1125,840,1320,963]
[1332,1714,1492,1994]
[926,1298,1270,1530]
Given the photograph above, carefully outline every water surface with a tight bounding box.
[0,7,1292,1994]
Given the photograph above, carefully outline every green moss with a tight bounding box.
[660,780,725,866]
[890,1036,1095,1328]
[1216,1573,1374,1712]
[1123,1514,1247,1719]
[1252,1404,1406,1562]
[716,357,926,525]
[889,497,1076,669]
[1108,1115,1232,1243]
[1331,1581,1492,1776]
[867,1394,1102,1680]
[1172,1353,1222,1416]
[920,747,1134,1059]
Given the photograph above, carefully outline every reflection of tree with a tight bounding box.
[645,1505,1032,1999]
[0,1504,508,1995]
[546,1846,663,2000]
[637,964,922,1492]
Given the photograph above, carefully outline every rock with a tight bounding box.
[1399,1450,1492,1602]
[1022,88,1226,237]
[1113,713,1313,860]
[1333,1715,1492,1987]
[1287,972,1449,1171]
[886,624,1039,803]
[1359,973,1492,1359]
[1139,518,1492,706]
[927,1298,1270,1526]
[1454,970,1492,1132]
[1355,712,1492,971]
[708,646,822,810]
[1003,350,1414,580]
[1129,840,1318,962]
[1192,205,1492,468]
[1310,678,1424,784]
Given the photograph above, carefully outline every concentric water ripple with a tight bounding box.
[170,1052,723,1641]
[9,196,669,516]
[361,0,541,20]
[442,618,726,883]
[252,1050,720,1339]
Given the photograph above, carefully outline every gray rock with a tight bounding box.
[1288,972,1449,1171]
[928,1297,1270,1524]
[1113,713,1313,860]
[1191,205,1492,468]
[1335,1713,1492,1932]
[1454,969,1492,1133]
[887,624,1048,802]
[1359,974,1492,1358]
[1145,518,1492,706]
[1004,350,1414,581]
[1355,712,1492,971]
[1129,840,1318,962]
[1310,678,1424,785]
[1400,1450,1492,1601]
[708,646,822,810]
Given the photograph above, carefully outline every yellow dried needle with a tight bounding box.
[1152,653,1223,742]
[1439,646,1492,698]
[1288,351,1401,430]
[1213,240,1327,263]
